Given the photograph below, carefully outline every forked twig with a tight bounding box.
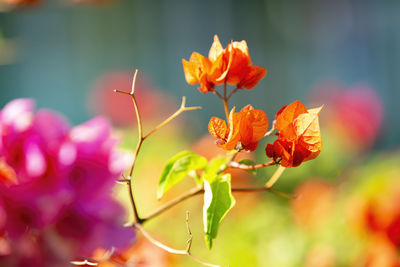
[114,70,201,224]
[133,217,220,267]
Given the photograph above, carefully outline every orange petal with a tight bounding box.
[231,40,250,61]
[248,109,268,141]
[276,100,308,141]
[182,58,199,85]
[208,35,224,62]
[221,107,241,150]
[265,140,292,167]
[208,53,226,86]
[208,117,228,140]
[182,52,212,85]
[294,106,323,137]
[239,65,267,90]
[239,105,268,149]
[225,41,252,85]
[295,106,323,160]
[215,44,233,83]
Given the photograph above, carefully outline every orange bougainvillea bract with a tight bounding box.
[182,35,266,93]
[265,100,322,167]
[208,105,268,151]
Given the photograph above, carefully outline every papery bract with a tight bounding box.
[182,35,266,93]
[208,105,268,151]
[266,100,322,167]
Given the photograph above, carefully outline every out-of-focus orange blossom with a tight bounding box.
[266,100,322,167]
[87,238,174,267]
[182,35,266,93]
[291,179,335,230]
[304,244,335,267]
[208,104,268,151]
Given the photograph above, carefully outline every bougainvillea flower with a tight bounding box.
[0,99,134,266]
[182,36,226,93]
[222,39,267,90]
[182,35,266,93]
[266,100,322,167]
[208,105,268,151]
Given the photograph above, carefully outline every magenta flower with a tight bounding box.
[0,99,134,266]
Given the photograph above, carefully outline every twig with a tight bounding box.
[213,84,229,121]
[229,161,276,170]
[114,70,142,224]
[264,120,276,137]
[185,211,192,253]
[140,183,289,223]
[141,187,203,222]
[133,222,220,267]
[143,96,201,139]
[226,86,240,100]
[265,165,286,188]
[115,71,201,224]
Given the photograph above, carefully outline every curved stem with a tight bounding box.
[222,98,229,121]
[265,165,286,188]
[134,223,220,267]
[227,86,240,100]
[115,85,201,224]
[141,187,203,222]
[144,96,201,139]
[229,160,275,170]
[140,184,287,223]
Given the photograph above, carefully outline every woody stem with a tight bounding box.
[222,98,229,121]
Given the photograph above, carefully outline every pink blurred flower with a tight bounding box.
[0,99,134,266]
[311,82,384,151]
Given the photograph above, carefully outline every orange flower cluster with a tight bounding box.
[183,35,323,168]
[182,35,267,93]
[265,101,323,167]
[208,105,268,152]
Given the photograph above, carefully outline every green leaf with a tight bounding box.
[238,159,257,175]
[203,173,235,249]
[202,157,228,183]
[157,151,207,199]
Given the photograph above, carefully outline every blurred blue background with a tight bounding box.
[0,0,399,148]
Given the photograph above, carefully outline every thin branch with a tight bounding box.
[227,86,240,100]
[141,187,203,222]
[130,69,138,94]
[223,82,227,99]
[229,161,276,170]
[115,73,201,224]
[140,183,288,223]
[143,96,201,139]
[213,89,229,121]
[185,211,192,253]
[221,98,230,122]
[264,120,276,137]
[265,165,286,188]
[114,71,143,224]
[213,90,224,100]
[133,223,220,267]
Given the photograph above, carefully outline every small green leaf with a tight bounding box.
[157,151,207,199]
[203,173,235,249]
[202,157,228,182]
[238,159,257,175]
